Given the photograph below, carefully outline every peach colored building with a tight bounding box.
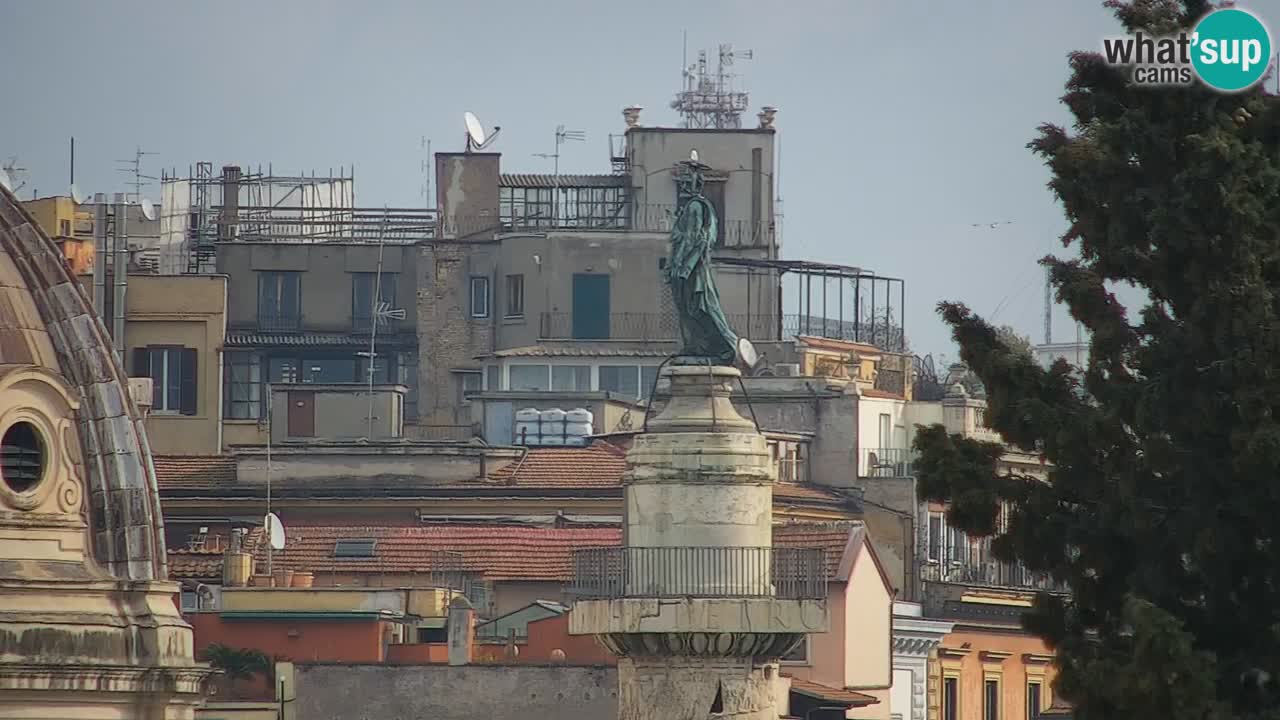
[775,523,896,720]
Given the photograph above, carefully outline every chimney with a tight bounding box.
[218,165,241,242]
[447,595,475,666]
[222,528,252,587]
[623,106,643,128]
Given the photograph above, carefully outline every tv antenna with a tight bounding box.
[464,111,501,152]
[69,184,85,204]
[420,136,433,206]
[115,146,158,204]
[358,209,408,439]
[0,158,28,195]
[533,125,585,226]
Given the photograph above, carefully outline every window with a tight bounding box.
[134,347,197,415]
[599,365,640,398]
[779,636,808,664]
[459,371,482,405]
[878,413,891,448]
[928,512,944,562]
[334,538,377,558]
[470,277,490,318]
[505,274,524,317]
[509,365,550,391]
[1027,682,1042,720]
[552,365,591,391]
[258,271,301,331]
[485,365,500,391]
[398,353,419,420]
[59,219,71,236]
[358,356,392,385]
[498,185,629,229]
[224,351,262,419]
[641,365,660,399]
[303,357,358,384]
[943,677,959,720]
[352,272,396,331]
[984,679,1000,720]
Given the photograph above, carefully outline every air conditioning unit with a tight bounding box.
[127,377,153,415]
[775,363,801,377]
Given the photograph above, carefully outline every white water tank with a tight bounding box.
[565,408,593,424]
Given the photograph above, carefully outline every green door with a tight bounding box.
[572,274,611,339]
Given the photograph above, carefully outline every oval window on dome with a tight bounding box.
[1,421,46,494]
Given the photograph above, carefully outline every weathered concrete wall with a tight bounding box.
[859,476,918,601]
[293,663,618,720]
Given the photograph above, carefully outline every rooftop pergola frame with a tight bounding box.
[713,257,907,352]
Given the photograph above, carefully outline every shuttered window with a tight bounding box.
[133,347,198,415]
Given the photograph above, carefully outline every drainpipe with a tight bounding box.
[92,193,106,317]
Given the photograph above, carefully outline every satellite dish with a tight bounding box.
[265,512,286,550]
[0,169,11,194]
[689,149,699,163]
[69,184,84,204]
[737,337,759,369]
[139,198,156,221]
[464,111,487,149]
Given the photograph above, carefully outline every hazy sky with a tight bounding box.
[4,1,1278,358]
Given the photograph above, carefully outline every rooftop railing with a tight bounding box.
[861,448,918,478]
[570,546,828,600]
[922,559,1069,595]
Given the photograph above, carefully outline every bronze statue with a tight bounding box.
[666,157,739,364]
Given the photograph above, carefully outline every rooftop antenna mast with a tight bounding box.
[0,157,29,195]
[359,210,407,440]
[1043,265,1052,345]
[671,41,752,128]
[420,136,433,207]
[115,146,158,204]
[534,125,585,226]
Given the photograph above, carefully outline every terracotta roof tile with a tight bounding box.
[167,528,264,581]
[153,455,237,489]
[773,482,852,505]
[793,335,885,355]
[486,444,627,488]
[773,521,861,577]
[259,525,622,581]
[784,675,879,707]
[251,522,856,582]
[860,388,904,400]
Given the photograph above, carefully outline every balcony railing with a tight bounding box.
[570,546,828,600]
[538,311,780,342]
[922,560,1069,594]
[257,311,301,333]
[861,448,917,478]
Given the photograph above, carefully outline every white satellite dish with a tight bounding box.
[737,337,759,369]
[265,512,286,550]
[0,168,11,194]
[139,197,156,221]
[69,184,84,204]
[689,149,699,163]
[464,111,487,149]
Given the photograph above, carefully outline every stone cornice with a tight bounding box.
[1023,653,1054,665]
[937,646,971,660]
[893,636,942,656]
[980,650,1013,662]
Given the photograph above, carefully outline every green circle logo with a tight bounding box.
[1192,8,1272,92]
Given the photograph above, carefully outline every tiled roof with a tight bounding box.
[487,444,627,488]
[167,528,265,581]
[263,524,623,581]
[499,174,625,188]
[489,345,674,358]
[153,455,238,489]
[167,549,225,580]
[773,521,861,577]
[773,482,854,506]
[784,675,879,707]
[257,522,858,582]
[226,332,415,348]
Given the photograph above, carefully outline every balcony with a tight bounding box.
[257,311,301,333]
[570,546,828,600]
[922,559,1069,594]
[861,447,917,478]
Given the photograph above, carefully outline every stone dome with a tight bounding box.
[0,185,165,580]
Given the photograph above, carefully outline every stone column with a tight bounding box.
[571,365,829,720]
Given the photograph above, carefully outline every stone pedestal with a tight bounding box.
[570,366,829,720]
